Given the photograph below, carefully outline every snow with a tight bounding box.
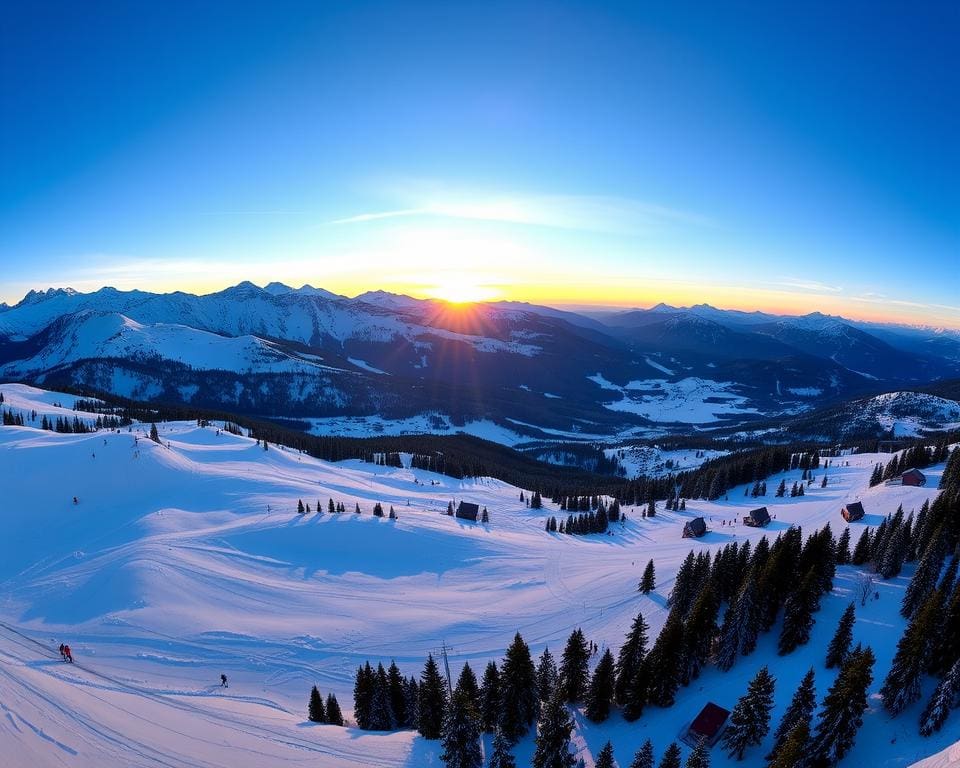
[644,357,676,376]
[347,357,389,375]
[604,446,729,479]
[787,386,823,397]
[0,383,958,767]
[590,375,758,424]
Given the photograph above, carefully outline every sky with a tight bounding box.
[1,1,958,326]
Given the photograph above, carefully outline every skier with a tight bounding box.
[58,643,65,660]
[73,497,78,505]
[220,674,228,688]
[63,645,73,663]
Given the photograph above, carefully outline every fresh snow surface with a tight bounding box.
[856,392,960,438]
[0,382,958,768]
[306,414,532,446]
[589,374,758,424]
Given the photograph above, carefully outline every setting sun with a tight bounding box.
[426,276,500,304]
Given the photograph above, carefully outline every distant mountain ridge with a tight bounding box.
[2,284,958,441]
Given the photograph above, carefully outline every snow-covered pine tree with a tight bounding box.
[488,728,517,768]
[880,590,940,714]
[767,668,815,760]
[810,645,875,766]
[595,741,616,768]
[440,688,483,768]
[680,583,718,685]
[850,529,872,565]
[559,628,590,703]
[721,665,775,760]
[537,647,559,704]
[834,528,850,565]
[825,604,855,669]
[585,649,615,722]
[479,661,501,733]
[308,685,326,723]
[628,740,655,768]
[657,743,682,768]
[369,663,396,730]
[640,559,656,594]
[404,677,419,730]
[685,737,710,768]
[919,657,960,736]
[418,654,448,739]
[901,542,943,619]
[531,688,576,768]
[644,607,684,707]
[716,571,758,671]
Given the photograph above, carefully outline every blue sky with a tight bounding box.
[2,1,958,325]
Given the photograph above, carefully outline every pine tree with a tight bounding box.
[835,528,850,565]
[716,573,757,671]
[615,612,648,707]
[537,647,559,703]
[353,662,374,729]
[595,741,616,768]
[721,666,776,760]
[297,498,305,514]
[680,583,718,685]
[149,422,160,442]
[531,688,575,768]
[657,743,682,768]
[455,662,480,711]
[326,693,344,726]
[500,632,538,742]
[559,628,590,703]
[640,559,656,594]
[778,569,819,655]
[767,721,810,768]
[825,604,855,669]
[685,738,710,768]
[388,661,408,727]
[767,668,815,760]
[369,663,396,730]
[880,591,940,714]
[810,645,875,767]
[629,740,655,768]
[479,661,501,733]
[418,654,448,739]
[919,657,960,736]
[901,541,944,620]
[850,529,872,565]
[440,688,483,768]
[308,685,326,723]
[404,676,420,729]
[488,728,517,768]
[585,648,616,722]
[645,607,684,707]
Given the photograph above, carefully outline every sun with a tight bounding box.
[427,277,499,304]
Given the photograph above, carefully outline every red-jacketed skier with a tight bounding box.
[63,645,73,663]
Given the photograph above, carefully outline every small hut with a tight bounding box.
[682,702,730,747]
[683,517,707,538]
[900,468,927,487]
[743,507,771,527]
[841,501,865,523]
[455,501,480,522]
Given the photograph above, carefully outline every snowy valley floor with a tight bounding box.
[0,383,958,767]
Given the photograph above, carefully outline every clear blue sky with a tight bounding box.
[2,1,958,324]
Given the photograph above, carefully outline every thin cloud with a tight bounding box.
[779,278,843,293]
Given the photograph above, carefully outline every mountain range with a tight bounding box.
[2,283,959,442]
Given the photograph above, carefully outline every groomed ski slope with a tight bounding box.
[0,382,957,768]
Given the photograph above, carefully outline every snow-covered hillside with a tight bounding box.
[0,383,958,767]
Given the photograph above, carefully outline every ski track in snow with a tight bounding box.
[0,381,957,768]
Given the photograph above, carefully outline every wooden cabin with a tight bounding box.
[900,468,927,487]
[682,702,730,747]
[841,501,865,522]
[743,507,771,527]
[683,517,707,538]
[455,501,480,522]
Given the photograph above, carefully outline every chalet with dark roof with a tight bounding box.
[682,702,730,747]
[841,501,865,523]
[743,506,771,527]
[900,468,927,487]
[456,501,479,522]
[683,517,707,538]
